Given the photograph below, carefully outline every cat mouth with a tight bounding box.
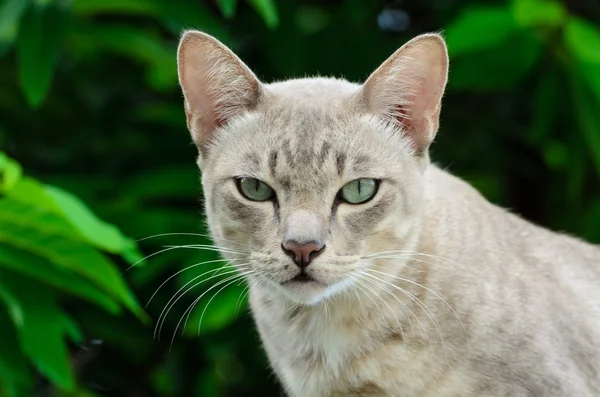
[291,273,314,283]
[282,272,322,285]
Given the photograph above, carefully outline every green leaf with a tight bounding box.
[0,0,29,56]
[0,269,78,390]
[17,2,69,107]
[0,200,144,318]
[217,0,237,19]
[445,6,518,56]
[0,243,121,314]
[71,0,232,45]
[528,66,560,143]
[569,70,600,179]
[1,167,143,264]
[0,310,32,397]
[58,388,104,397]
[511,0,565,28]
[69,24,177,91]
[45,185,141,258]
[0,196,85,243]
[449,29,542,90]
[0,151,22,191]
[248,0,279,29]
[565,17,600,64]
[564,18,600,106]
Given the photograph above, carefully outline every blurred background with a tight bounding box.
[1,0,600,395]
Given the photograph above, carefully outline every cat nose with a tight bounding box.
[281,240,325,268]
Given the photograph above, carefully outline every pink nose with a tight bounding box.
[281,240,325,268]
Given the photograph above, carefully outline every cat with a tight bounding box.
[176,30,600,396]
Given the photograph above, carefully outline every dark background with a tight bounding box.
[1,0,600,396]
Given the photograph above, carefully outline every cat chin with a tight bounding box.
[269,276,356,306]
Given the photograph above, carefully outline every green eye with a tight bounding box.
[237,177,274,201]
[339,178,378,204]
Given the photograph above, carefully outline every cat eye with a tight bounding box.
[339,178,378,204]
[237,177,275,202]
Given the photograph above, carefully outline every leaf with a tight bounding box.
[564,18,600,105]
[2,170,143,264]
[217,0,237,19]
[445,6,518,56]
[76,307,150,358]
[0,200,144,318]
[449,29,542,90]
[564,17,600,64]
[58,388,104,397]
[569,70,600,179]
[69,24,177,91]
[0,243,121,314]
[528,66,560,143]
[248,0,279,29]
[0,151,22,191]
[0,269,78,390]
[71,0,232,45]
[511,0,565,28]
[0,310,32,397]
[0,0,30,55]
[45,185,141,259]
[583,199,600,243]
[0,196,85,243]
[121,166,199,201]
[17,2,69,107]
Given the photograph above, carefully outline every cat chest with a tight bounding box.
[254,306,475,397]
[254,308,405,395]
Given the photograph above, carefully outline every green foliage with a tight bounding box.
[0,153,144,393]
[1,0,600,395]
[17,1,69,107]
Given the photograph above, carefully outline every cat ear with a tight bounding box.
[362,33,448,154]
[177,30,262,152]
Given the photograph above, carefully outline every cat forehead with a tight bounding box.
[208,77,414,182]
[265,77,361,103]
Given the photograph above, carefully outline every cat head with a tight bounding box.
[177,31,448,304]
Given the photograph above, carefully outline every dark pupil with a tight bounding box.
[357,180,361,195]
[253,180,260,192]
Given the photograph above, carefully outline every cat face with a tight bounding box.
[177,32,448,304]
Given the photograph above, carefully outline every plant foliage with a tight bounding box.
[1,0,600,395]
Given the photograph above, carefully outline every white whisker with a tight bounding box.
[123,244,245,273]
[171,270,255,349]
[155,265,250,340]
[360,271,449,363]
[137,232,252,250]
[235,285,251,317]
[354,275,407,353]
[367,267,468,341]
[196,271,254,336]
[145,258,235,308]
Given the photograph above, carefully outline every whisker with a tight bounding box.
[123,244,244,273]
[357,271,420,342]
[351,277,390,330]
[137,232,252,250]
[163,244,246,256]
[360,271,449,364]
[172,269,255,342]
[367,267,468,341]
[353,275,407,353]
[363,250,473,275]
[145,258,235,308]
[196,272,253,336]
[171,270,255,349]
[155,265,251,340]
[235,285,251,317]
